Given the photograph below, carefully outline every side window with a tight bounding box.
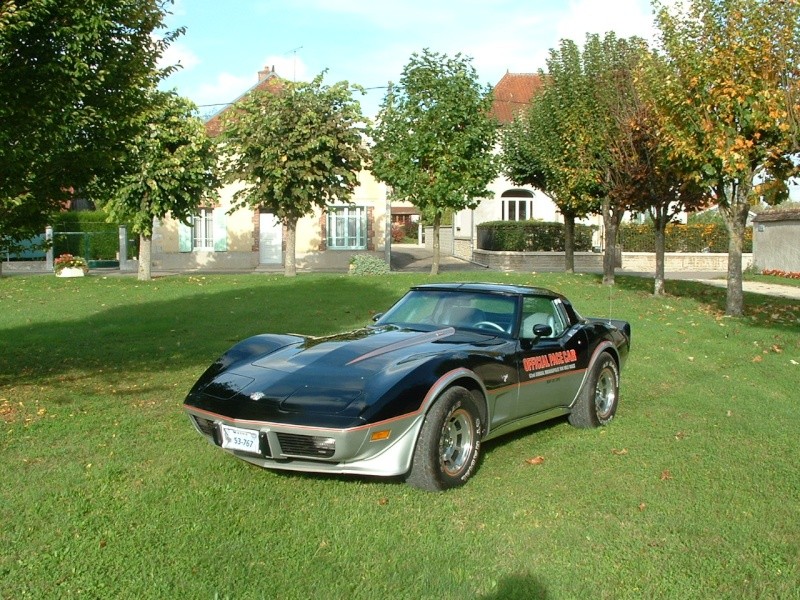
[520,297,566,339]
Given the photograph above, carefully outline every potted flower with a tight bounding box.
[54,253,89,277]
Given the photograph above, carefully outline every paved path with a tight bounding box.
[688,278,800,301]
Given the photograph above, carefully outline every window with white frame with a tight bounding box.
[327,206,367,249]
[178,207,227,253]
[501,189,534,221]
[192,208,214,249]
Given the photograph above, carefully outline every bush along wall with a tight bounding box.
[477,221,596,252]
[618,223,752,253]
[51,212,136,261]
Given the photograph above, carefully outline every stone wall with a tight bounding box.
[472,249,750,272]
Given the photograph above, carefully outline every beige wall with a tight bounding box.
[151,170,389,272]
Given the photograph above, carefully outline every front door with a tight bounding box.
[259,213,283,265]
[514,296,587,418]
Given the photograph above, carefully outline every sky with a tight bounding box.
[158,0,663,119]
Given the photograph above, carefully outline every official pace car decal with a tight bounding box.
[523,349,578,380]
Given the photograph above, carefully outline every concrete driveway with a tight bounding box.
[390,244,482,272]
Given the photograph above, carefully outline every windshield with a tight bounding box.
[376,290,519,335]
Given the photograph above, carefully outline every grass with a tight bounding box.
[744,271,800,288]
[1,271,798,599]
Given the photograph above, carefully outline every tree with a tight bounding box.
[583,33,655,286]
[371,49,499,275]
[220,72,368,277]
[653,0,800,316]
[0,0,179,269]
[95,90,219,281]
[502,40,603,273]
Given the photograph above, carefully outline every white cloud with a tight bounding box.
[555,0,657,45]
[193,72,255,109]
[259,54,310,83]
[158,40,200,73]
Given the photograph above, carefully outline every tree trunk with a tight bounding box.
[564,213,575,273]
[653,220,666,296]
[138,233,152,281]
[284,218,297,277]
[430,211,441,275]
[719,187,750,317]
[601,198,620,286]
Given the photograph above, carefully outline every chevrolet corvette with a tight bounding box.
[184,282,631,491]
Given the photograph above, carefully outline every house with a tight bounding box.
[450,72,604,260]
[150,66,390,273]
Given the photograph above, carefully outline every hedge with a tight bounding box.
[618,223,752,253]
[51,212,138,260]
[477,221,596,252]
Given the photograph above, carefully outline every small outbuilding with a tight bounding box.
[752,204,800,274]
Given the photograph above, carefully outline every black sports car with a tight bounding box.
[184,283,631,491]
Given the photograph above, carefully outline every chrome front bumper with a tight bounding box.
[185,407,426,477]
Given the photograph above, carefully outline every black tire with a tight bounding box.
[568,353,619,428]
[406,386,483,491]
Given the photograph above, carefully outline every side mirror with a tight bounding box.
[372,313,384,323]
[532,324,552,338]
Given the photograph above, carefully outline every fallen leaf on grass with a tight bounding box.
[378,497,389,506]
[726,410,733,417]
[525,456,545,466]
[638,503,647,511]
[611,448,628,455]
[791,360,798,366]
[674,431,686,440]
[752,355,763,363]
[660,470,673,481]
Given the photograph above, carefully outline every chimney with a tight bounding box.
[258,65,273,82]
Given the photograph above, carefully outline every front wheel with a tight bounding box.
[406,386,482,491]
[569,353,619,428]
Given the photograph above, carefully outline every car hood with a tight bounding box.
[193,326,460,418]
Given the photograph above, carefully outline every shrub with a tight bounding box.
[618,223,752,253]
[50,211,137,260]
[391,223,406,243]
[477,221,596,252]
[349,254,391,276]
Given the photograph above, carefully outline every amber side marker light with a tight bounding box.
[370,430,391,442]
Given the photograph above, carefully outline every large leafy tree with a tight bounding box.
[95,90,219,281]
[583,33,654,285]
[502,40,603,273]
[0,0,179,267]
[653,0,800,316]
[371,49,499,275]
[220,73,368,277]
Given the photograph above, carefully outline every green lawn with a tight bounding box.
[1,272,798,599]
[745,271,800,288]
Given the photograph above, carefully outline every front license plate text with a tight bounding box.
[220,424,260,454]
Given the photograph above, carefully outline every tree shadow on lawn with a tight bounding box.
[608,274,799,334]
[0,277,402,387]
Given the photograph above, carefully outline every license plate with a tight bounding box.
[219,424,260,454]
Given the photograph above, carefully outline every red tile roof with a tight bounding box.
[490,72,543,124]
[204,68,285,137]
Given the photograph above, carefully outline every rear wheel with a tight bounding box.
[569,353,619,428]
[406,386,482,491]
